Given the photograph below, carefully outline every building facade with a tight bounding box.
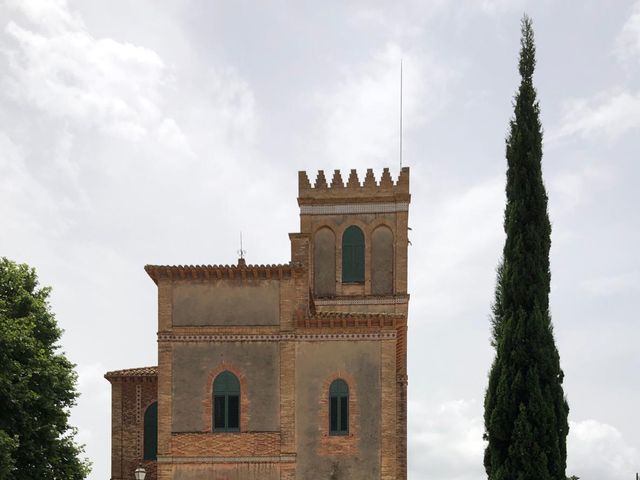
[105,167,410,480]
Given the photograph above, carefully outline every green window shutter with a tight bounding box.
[329,379,349,435]
[342,226,365,283]
[213,371,240,432]
[143,402,158,460]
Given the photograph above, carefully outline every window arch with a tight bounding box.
[342,226,364,283]
[329,379,349,435]
[143,402,157,460]
[213,371,240,432]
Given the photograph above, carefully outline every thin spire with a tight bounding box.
[400,58,403,169]
[238,232,246,260]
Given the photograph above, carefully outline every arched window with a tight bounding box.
[342,226,364,283]
[143,402,158,460]
[329,379,349,435]
[213,371,240,432]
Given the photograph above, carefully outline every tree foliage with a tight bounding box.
[0,258,90,479]
[483,15,569,480]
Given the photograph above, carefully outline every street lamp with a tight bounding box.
[134,465,146,480]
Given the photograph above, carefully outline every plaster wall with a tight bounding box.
[172,463,280,480]
[314,228,336,296]
[295,341,381,480]
[172,280,280,326]
[172,343,279,432]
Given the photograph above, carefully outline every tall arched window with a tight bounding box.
[143,402,158,460]
[213,371,240,432]
[342,226,364,283]
[329,379,349,435]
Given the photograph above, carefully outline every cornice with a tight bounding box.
[158,331,397,343]
[144,263,304,285]
[314,295,409,306]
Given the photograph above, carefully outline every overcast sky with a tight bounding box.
[1,1,639,479]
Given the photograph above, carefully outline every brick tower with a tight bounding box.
[106,167,410,480]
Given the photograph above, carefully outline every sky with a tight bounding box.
[0,0,639,479]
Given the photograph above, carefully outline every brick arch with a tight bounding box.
[142,398,157,416]
[313,223,338,236]
[201,363,250,432]
[317,371,360,456]
[334,218,369,240]
[363,218,394,236]
[371,224,394,295]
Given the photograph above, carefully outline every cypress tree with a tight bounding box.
[483,15,569,480]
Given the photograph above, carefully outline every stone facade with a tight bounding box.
[106,167,410,480]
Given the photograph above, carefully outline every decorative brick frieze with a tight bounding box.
[171,432,281,457]
[300,202,409,215]
[314,295,409,306]
[157,455,296,463]
[158,331,397,343]
[298,314,405,329]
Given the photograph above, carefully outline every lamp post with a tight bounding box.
[134,465,146,480]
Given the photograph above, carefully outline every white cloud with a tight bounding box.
[548,2,640,143]
[0,131,67,238]
[1,0,190,151]
[549,89,640,142]
[71,362,111,468]
[477,0,525,16]
[314,43,455,167]
[581,270,640,296]
[568,419,639,480]
[409,399,485,480]
[615,0,640,65]
[5,0,83,33]
[415,175,504,320]
[408,401,640,480]
[549,162,615,212]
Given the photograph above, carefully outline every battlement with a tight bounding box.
[298,167,409,204]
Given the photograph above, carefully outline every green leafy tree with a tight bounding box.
[0,258,90,479]
[483,15,569,480]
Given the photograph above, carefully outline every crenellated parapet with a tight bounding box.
[298,167,410,205]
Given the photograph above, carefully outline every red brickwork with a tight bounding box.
[171,432,281,457]
[105,372,158,480]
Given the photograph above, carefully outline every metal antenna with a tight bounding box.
[238,232,246,260]
[400,58,403,169]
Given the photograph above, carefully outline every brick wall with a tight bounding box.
[106,375,158,480]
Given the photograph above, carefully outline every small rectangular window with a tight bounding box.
[214,395,226,429]
[227,395,240,429]
[330,396,338,432]
[340,396,348,433]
